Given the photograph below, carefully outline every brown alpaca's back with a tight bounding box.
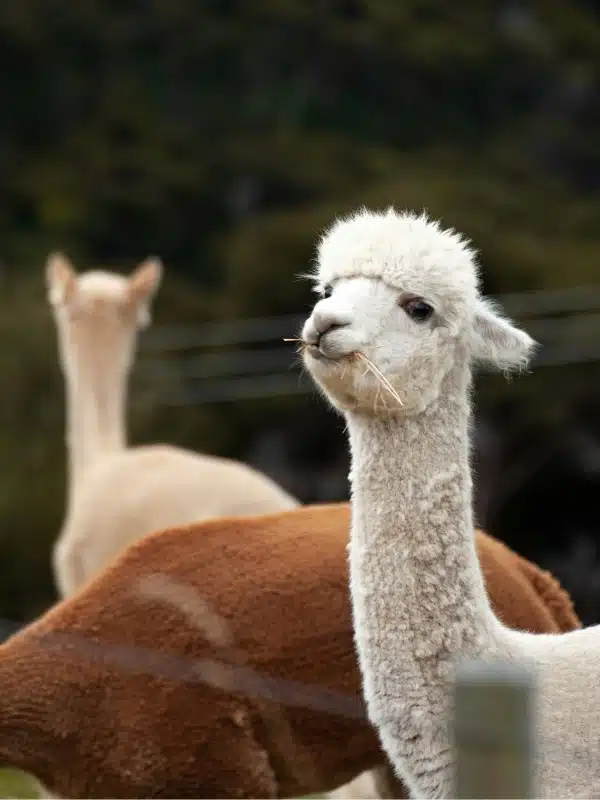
[0,503,580,798]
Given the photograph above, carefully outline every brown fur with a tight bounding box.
[0,503,580,798]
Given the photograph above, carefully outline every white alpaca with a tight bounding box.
[47,253,298,599]
[300,207,600,799]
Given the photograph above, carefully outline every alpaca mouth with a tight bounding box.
[306,344,338,362]
[306,343,355,364]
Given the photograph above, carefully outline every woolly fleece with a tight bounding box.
[0,503,579,798]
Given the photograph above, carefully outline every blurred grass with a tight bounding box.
[0,769,322,798]
[0,770,40,799]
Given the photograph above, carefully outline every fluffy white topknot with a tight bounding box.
[313,207,481,326]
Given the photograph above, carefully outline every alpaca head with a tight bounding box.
[301,208,536,416]
[46,253,163,379]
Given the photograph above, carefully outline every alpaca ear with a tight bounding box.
[128,257,163,327]
[129,258,162,304]
[46,253,77,306]
[469,297,537,372]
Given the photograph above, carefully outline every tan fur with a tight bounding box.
[0,503,579,798]
[46,254,298,598]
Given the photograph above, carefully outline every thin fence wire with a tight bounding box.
[133,285,600,406]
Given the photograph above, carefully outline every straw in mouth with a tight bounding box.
[354,352,404,407]
[284,338,403,407]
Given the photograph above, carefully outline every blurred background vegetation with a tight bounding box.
[0,0,599,627]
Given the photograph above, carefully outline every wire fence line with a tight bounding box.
[134,284,600,406]
[141,283,600,354]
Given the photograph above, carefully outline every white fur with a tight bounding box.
[301,207,600,798]
[314,207,478,332]
[47,254,298,598]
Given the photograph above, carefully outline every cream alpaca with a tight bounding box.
[47,254,298,598]
[301,207,600,799]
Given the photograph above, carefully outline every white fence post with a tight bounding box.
[453,659,535,798]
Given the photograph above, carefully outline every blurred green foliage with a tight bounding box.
[0,0,599,619]
[0,769,39,799]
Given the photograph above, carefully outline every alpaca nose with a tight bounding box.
[304,305,350,346]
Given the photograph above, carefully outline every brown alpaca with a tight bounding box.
[46,254,298,599]
[0,503,579,798]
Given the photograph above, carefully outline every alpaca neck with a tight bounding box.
[345,362,501,792]
[64,360,128,510]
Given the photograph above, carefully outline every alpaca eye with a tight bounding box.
[322,284,333,299]
[401,297,434,322]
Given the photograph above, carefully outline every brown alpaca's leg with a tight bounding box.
[183,712,279,799]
